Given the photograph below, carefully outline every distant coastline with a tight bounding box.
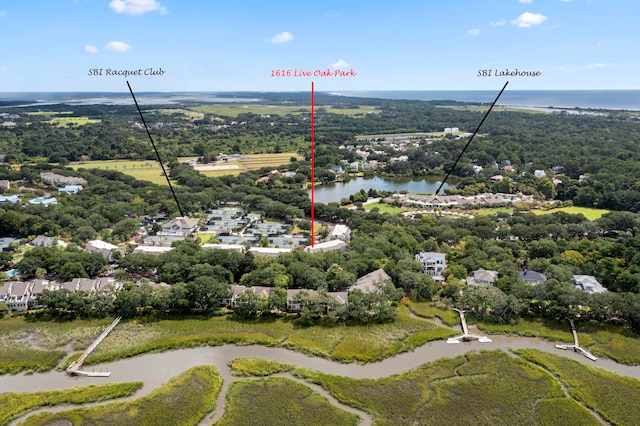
[1,90,639,110]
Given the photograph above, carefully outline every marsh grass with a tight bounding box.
[19,366,222,426]
[81,306,452,365]
[294,351,598,425]
[515,348,640,425]
[535,398,601,426]
[407,302,461,326]
[0,382,142,425]
[217,377,359,426]
[229,358,293,376]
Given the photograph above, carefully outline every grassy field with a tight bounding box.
[45,116,102,127]
[20,366,222,426]
[0,382,142,426]
[531,206,610,221]
[189,104,379,117]
[151,108,205,120]
[218,377,359,426]
[71,159,169,184]
[363,201,405,214]
[238,152,302,170]
[516,349,640,425]
[294,350,603,425]
[69,153,302,184]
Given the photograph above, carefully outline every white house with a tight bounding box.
[573,275,606,294]
[415,252,446,281]
[86,239,125,262]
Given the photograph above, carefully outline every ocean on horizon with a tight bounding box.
[329,90,640,111]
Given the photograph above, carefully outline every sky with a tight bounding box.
[0,0,639,92]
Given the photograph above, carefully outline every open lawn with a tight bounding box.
[363,201,405,214]
[45,116,102,127]
[239,152,302,170]
[190,104,379,117]
[151,108,205,120]
[531,206,610,221]
[406,301,460,326]
[0,382,142,426]
[19,366,222,426]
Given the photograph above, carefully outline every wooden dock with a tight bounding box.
[447,309,492,344]
[66,316,122,376]
[555,319,598,361]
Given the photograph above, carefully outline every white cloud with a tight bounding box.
[84,44,99,54]
[268,31,294,44]
[560,0,571,2]
[331,59,350,69]
[109,0,167,15]
[104,41,132,52]
[511,12,547,27]
[519,0,533,3]
[490,20,506,26]
[468,28,480,36]
[587,63,612,69]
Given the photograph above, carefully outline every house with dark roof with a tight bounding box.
[518,270,547,285]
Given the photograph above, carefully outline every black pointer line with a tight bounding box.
[126,81,185,217]
[435,81,509,195]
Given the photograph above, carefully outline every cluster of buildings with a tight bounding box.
[0,277,121,312]
[223,268,391,311]
[0,172,86,207]
[415,251,607,294]
[388,192,534,209]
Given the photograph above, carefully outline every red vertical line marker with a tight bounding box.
[310,81,315,246]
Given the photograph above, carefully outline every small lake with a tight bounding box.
[309,176,456,204]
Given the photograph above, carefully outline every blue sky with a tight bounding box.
[0,0,638,92]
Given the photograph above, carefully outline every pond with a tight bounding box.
[309,176,456,204]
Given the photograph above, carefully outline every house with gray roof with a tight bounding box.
[518,270,547,285]
[468,268,499,287]
[573,275,606,294]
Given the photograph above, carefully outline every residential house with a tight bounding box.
[518,270,547,285]
[0,237,20,252]
[159,216,199,236]
[573,275,607,294]
[58,185,83,195]
[40,172,87,187]
[534,170,547,178]
[27,197,58,206]
[31,235,56,247]
[201,243,245,253]
[304,240,347,254]
[0,180,10,191]
[248,247,292,257]
[0,194,19,204]
[85,239,124,262]
[415,252,446,281]
[132,245,174,256]
[467,268,499,287]
[329,224,351,242]
[350,268,391,293]
[5,281,31,311]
